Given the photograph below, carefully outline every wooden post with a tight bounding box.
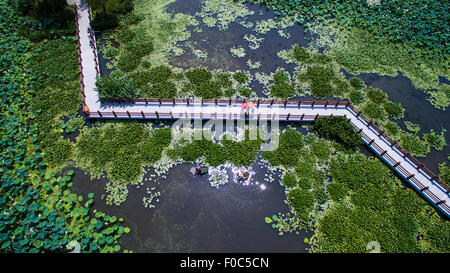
[358,128,363,133]
[187,98,190,105]
[301,113,304,120]
[112,111,117,117]
[270,99,274,106]
[155,111,159,118]
[379,130,385,136]
[420,186,429,192]
[257,99,260,107]
[286,113,290,120]
[97,111,102,117]
[311,101,315,107]
[284,99,287,107]
[298,100,302,107]
[335,101,339,108]
[356,111,362,117]
[403,152,410,158]
[201,98,204,106]
[173,98,176,105]
[367,120,373,127]
[380,150,387,156]
[416,163,424,170]
[436,200,445,205]
[345,101,350,107]
[368,139,374,145]
[406,174,415,180]
[325,101,329,107]
[170,111,173,118]
[127,111,131,118]
[145,98,148,105]
[141,111,145,118]
[314,113,319,120]
[390,140,398,147]
[158,98,161,105]
[229,98,232,105]
[393,162,401,167]
[215,99,217,105]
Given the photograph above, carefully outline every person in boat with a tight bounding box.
[237,171,249,181]
[195,166,208,175]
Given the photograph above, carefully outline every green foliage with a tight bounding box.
[399,132,430,157]
[404,121,421,133]
[0,0,127,253]
[349,90,364,105]
[262,129,304,168]
[427,84,450,110]
[384,121,400,136]
[238,86,252,98]
[327,183,348,202]
[438,162,450,184]
[185,68,223,99]
[366,87,388,104]
[170,130,264,167]
[287,188,314,224]
[423,129,446,151]
[363,102,386,121]
[282,172,297,188]
[233,71,248,84]
[248,0,449,59]
[312,116,362,149]
[349,77,365,90]
[384,101,405,119]
[76,123,171,184]
[270,70,296,99]
[300,65,335,98]
[95,72,140,100]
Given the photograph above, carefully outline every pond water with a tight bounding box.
[77,0,448,252]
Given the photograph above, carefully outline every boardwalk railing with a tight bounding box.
[74,2,449,218]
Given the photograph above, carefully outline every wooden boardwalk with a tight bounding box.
[74,1,449,218]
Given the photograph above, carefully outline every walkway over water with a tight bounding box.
[74,1,449,218]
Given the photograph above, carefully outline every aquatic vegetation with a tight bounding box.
[399,133,430,157]
[75,123,172,185]
[249,0,448,60]
[243,34,263,50]
[427,84,450,111]
[384,121,400,136]
[366,87,388,104]
[404,121,421,134]
[208,166,229,188]
[383,101,405,120]
[196,0,254,31]
[312,117,362,150]
[439,162,450,184]
[281,172,298,188]
[246,59,261,70]
[270,70,296,99]
[143,187,161,208]
[349,90,364,105]
[233,71,249,84]
[262,129,305,168]
[327,183,348,202]
[0,0,127,252]
[287,188,315,224]
[230,45,246,58]
[95,71,141,100]
[423,129,447,151]
[363,102,386,121]
[349,77,365,90]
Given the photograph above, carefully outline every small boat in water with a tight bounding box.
[194,166,208,175]
[237,171,249,182]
